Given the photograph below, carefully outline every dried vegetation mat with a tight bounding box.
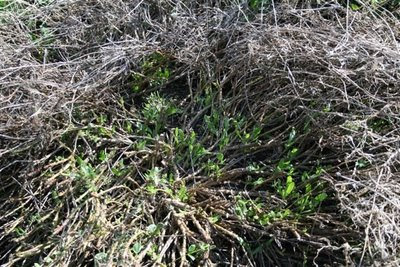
[0,0,399,266]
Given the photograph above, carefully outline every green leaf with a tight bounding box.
[199,243,210,251]
[132,242,142,255]
[166,106,178,116]
[178,185,188,202]
[145,167,162,184]
[290,147,298,157]
[98,150,107,162]
[356,159,369,169]
[288,128,296,144]
[187,244,198,260]
[94,252,108,263]
[209,215,220,224]
[132,84,140,92]
[15,227,26,236]
[284,176,295,198]
[146,224,161,236]
[216,152,224,162]
[164,68,170,78]
[80,162,95,179]
[146,185,158,195]
[251,126,262,140]
[350,3,361,10]
[195,146,207,159]
[277,160,291,172]
[188,244,197,254]
[315,192,328,203]
[252,177,265,186]
[301,171,309,181]
[305,183,312,193]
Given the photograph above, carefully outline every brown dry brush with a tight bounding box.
[0,0,399,266]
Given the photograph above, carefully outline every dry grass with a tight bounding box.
[0,0,399,266]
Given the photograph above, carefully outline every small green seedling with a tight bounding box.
[142,92,178,135]
[187,243,210,261]
[132,242,143,255]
